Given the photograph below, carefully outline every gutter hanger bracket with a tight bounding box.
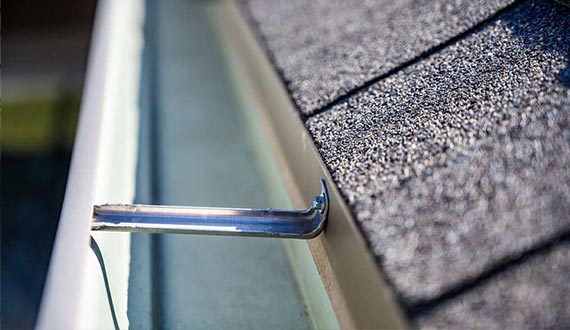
[92,179,329,239]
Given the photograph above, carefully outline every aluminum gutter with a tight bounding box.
[36,0,143,327]
[37,0,406,327]
[213,2,408,329]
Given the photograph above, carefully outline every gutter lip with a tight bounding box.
[36,0,111,327]
[36,0,142,327]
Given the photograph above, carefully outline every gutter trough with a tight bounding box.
[38,0,407,328]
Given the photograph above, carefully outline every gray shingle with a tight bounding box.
[306,0,570,305]
[241,0,515,114]
[414,240,570,329]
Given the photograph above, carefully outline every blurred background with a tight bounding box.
[2,0,96,327]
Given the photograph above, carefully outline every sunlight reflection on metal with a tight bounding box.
[92,179,328,239]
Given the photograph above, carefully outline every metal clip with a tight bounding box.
[92,179,328,239]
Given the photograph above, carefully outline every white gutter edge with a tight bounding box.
[36,0,143,327]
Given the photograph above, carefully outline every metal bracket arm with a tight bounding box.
[91,179,328,239]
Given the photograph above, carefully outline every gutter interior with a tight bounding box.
[127,0,330,328]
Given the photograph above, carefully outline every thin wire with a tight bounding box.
[90,236,120,330]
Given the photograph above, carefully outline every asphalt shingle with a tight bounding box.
[414,239,570,329]
[241,0,515,114]
[306,0,570,305]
